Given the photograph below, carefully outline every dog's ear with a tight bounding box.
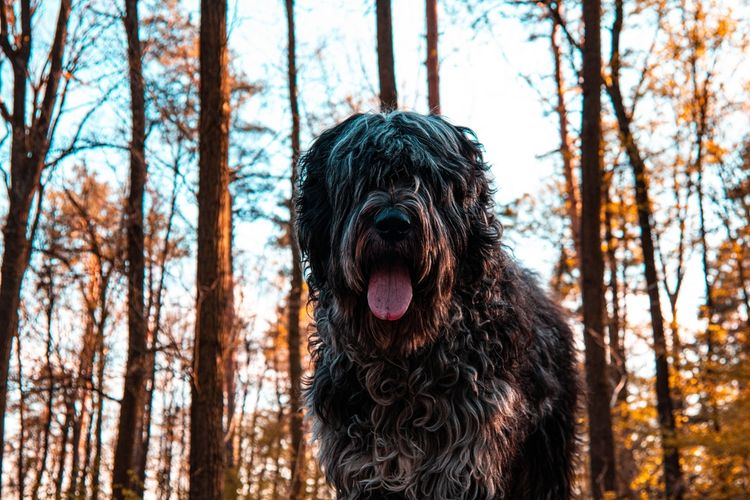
[296,114,363,291]
[448,123,503,266]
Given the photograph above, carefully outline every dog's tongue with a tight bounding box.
[367,263,412,321]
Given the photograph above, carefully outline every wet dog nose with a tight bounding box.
[374,208,411,241]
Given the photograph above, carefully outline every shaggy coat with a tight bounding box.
[296,112,578,499]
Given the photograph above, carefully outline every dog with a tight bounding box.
[296,112,578,499]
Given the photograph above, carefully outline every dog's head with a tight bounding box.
[296,112,500,354]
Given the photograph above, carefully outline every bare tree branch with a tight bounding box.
[0,0,15,59]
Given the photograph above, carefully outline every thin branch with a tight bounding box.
[0,0,15,59]
[538,0,580,51]
[0,97,10,122]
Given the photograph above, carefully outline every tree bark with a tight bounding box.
[190,0,231,497]
[376,0,397,110]
[16,338,25,500]
[112,1,149,496]
[285,1,306,498]
[31,278,55,500]
[141,160,179,494]
[425,0,440,114]
[55,397,73,500]
[89,298,107,500]
[580,0,617,496]
[603,173,626,400]
[605,1,683,496]
[604,170,639,498]
[0,3,71,492]
[223,198,237,496]
[550,9,581,266]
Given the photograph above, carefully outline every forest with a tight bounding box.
[0,0,749,498]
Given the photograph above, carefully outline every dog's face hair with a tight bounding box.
[297,112,500,356]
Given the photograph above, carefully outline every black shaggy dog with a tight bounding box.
[296,111,578,500]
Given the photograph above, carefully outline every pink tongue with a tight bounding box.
[367,263,413,321]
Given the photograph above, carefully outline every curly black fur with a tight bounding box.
[296,111,579,499]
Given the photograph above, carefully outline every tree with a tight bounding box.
[0,1,72,492]
[190,0,232,497]
[33,166,123,500]
[112,0,150,496]
[425,0,440,114]
[285,1,306,499]
[605,0,684,496]
[376,0,397,111]
[548,3,580,270]
[579,0,617,496]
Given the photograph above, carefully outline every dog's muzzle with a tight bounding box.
[366,207,414,321]
[374,207,411,242]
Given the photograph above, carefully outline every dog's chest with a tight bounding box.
[318,360,523,499]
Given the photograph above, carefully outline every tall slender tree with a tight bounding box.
[425,0,440,114]
[112,0,149,496]
[376,0,397,110]
[549,6,580,268]
[0,2,72,493]
[190,0,231,497]
[580,0,617,496]
[285,0,306,498]
[605,0,683,496]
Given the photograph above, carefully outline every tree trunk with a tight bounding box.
[68,291,98,499]
[142,161,179,495]
[580,0,617,496]
[604,171,638,498]
[223,198,237,497]
[245,365,268,495]
[79,389,96,499]
[89,321,107,500]
[604,173,626,399]
[31,283,56,500]
[271,358,286,500]
[158,399,176,500]
[55,398,74,500]
[425,0,440,114]
[112,1,149,496]
[550,9,581,265]
[285,1,306,499]
[605,2,683,497]
[16,338,26,500]
[376,0,397,110]
[190,0,231,497]
[0,3,72,493]
[691,58,722,433]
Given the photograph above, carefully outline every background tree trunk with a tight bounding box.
[112,1,149,496]
[606,1,684,496]
[425,0,440,114]
[222,201,237,497]
[0,3,71,494]
[376,0,397,111]
[190,0,231,497]
[550,9,581,265]
[580,0,617,496]
[285,0,306,498]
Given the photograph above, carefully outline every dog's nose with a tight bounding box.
[374,208,411,241]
